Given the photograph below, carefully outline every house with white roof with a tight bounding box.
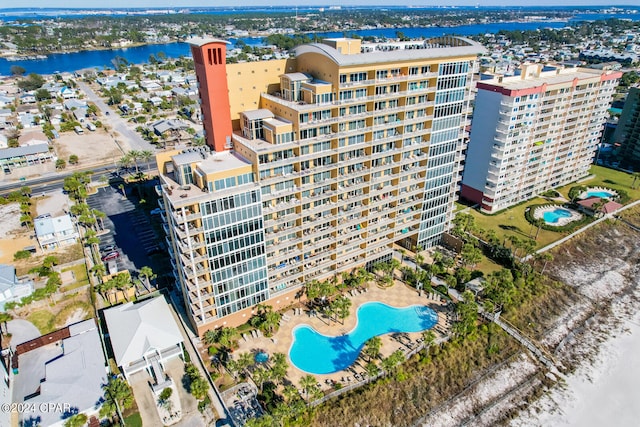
[103,295,184,380]
[0,95,13,108]
[0,264,33,311]
[34,214,79,250]
[17,319,107,427]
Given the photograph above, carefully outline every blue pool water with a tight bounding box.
[586,191,614,199]
[543,208,572,224]
[255,352,269,363]
[289,302,437,374]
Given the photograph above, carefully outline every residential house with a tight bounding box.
[150,118,188,137]
[18,130,49,146]
[16,320,107,427]
[19,93,36,104]
[17,112,39,128]
[34,214,79,250]
[0,264,34,311]
[58,86,78,99]
[140,80,162,91]
[103,296,184,379]
[63,99,87,110]
[0,95,14,108]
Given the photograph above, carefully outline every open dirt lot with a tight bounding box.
[53,129,124,169]
[0,203,32,263]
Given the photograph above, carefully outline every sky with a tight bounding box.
[10,1,640,9]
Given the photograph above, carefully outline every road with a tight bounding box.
[76,80,157,152]
[0,163,157,195]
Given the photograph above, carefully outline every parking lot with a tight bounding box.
[87,183,163,277]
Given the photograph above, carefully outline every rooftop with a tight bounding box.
[21,320,107,427]
[34,214,74,237]
[294,37,486,67]
[103,296,183,368]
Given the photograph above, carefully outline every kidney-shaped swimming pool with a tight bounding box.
[289,302,437,374]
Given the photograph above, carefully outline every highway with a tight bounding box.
[0,161,157,196]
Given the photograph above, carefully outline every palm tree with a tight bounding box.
[140,149,154,173]
[128,150,141,174]
[365,362,380,382]
[64,413,88,427]
[93,209,106,230]
[100,376,134,422]
[333,296,352,325]
[90,263,106,283]
[19,213,33,229]
[202,330,217,346]
[139,266,156,289]
[118,153,134,174]
[269,352,288,385]
[252,366,271,394]
[0,312,13,335]
[237,352,254,376]
[299,374,318,401]
[217,326,239,350]
[189,377,209,401]
[541,252,554,274]
[363,336,382,362]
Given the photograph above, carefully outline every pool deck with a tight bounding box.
[234,280,451,390]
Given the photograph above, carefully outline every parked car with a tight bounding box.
[150,208,162,215]
[101,244,116,253]
[101,251,120,261]
[145,246,162,256]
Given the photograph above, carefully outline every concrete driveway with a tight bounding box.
[129,371,164,426]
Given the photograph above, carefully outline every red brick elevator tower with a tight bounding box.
[189,39,232,152]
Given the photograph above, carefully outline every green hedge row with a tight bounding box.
[524,203,593,233]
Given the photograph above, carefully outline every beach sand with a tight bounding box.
[512,304,640,427]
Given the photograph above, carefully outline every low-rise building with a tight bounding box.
[103,295,184,380]
[34,214,79,250]
[0,264,33,311]
[0,144,55,175]
[15,320,107,427]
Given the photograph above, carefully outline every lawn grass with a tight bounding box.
[60,263,89,292]
[123,412,142,427]
[463,166,639,254]
[51,301,92,329]
[475,255,503,275]
[555,165,640,201]
[28,310,55,334]
[467,197,564,250]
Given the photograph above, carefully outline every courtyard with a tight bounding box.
[230,280,452,392]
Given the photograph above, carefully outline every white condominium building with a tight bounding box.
[461,64,621,213]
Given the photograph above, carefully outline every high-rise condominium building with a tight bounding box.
[613,86,640,171]
[461,64,621,213]
[157,37,484,334]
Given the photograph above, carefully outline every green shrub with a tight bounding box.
[14,250,32,260]
[524,203,593,233]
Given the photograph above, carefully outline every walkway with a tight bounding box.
[168,291,231,426]
[479,309,561,376]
